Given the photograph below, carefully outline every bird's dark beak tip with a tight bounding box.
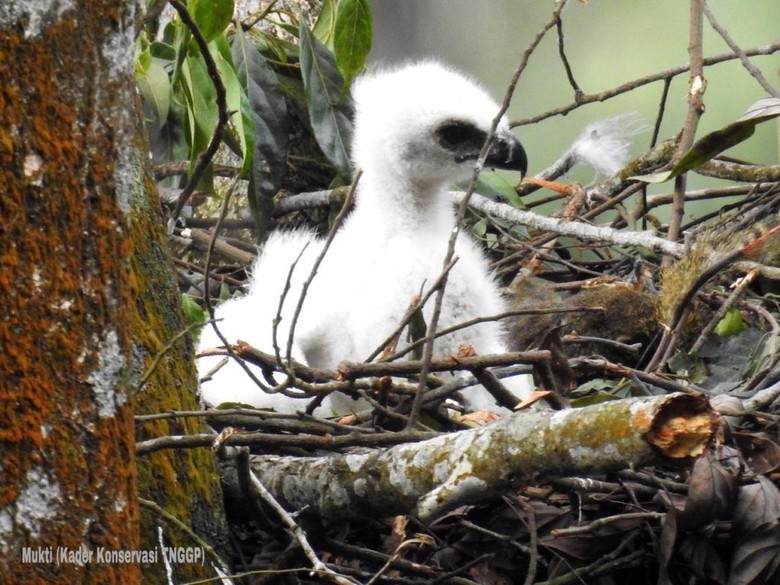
[486,135,528,176]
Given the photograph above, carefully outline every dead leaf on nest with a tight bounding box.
[514,389,551,410]
[457,343,477,358]
[456,411,501,427]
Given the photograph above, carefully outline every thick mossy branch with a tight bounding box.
[236,394,716,522]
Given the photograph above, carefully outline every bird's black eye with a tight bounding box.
[436,121,486,151]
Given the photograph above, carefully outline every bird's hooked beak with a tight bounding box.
[485,131,528,176]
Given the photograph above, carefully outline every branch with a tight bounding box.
[245,394,717,522]
[702,1,780,98]
[456,192,685,258]
[667,0,706,247]
[512,41,780,126]
[136,427,439,456]
[337,350,551,380]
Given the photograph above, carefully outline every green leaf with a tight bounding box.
[469,172,525,208]
[181,293,206,343]
[472,219,487,239]
[231,26,289,235]
[333,0,372,89]
[299,22,354,178]
[715,309,749,337]
[632,97,780,184]
[134,31,152,75]
[190,0,235,43]
[312,0,337,49]
[137,60,172,123]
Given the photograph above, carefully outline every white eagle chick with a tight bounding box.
[198,61,532,414]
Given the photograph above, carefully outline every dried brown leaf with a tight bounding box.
[680,452,738,530]
[733,477,780,538]
[733,432,780,474]
[728,524,780,585]
[679,533,727,585]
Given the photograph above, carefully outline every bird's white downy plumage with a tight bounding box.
[197,61,533,414]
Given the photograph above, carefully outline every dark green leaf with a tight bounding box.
[211,38,248,169]
[180,52,218,164]
[333,0,372,89]
[299,22,354,178]
[231,26,289,235]
[632,97,780,183]
[190,0,235,43]
[150,40,176,61]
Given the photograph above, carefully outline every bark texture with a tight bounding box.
[131,105,230,585]
[245,393,717,522]
[0,2,141,583]
[0,2,228,583]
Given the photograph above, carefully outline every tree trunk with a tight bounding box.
[0,2,227,583]
[129,81,230,585]
[0,2,141,583]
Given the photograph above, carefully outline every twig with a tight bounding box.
[136,427,438,456]
[703,1,780,98]
[182,227,256,264]
[689,268,758,353]
[386,306,604,363]
[285,170,361,362]
[667,0,706,248]
[139,497,231,574]
[550,512,664,537]
[200,176,273,393]
[511,496,539,585]
[742,302,780,390]
[137,320,206,391]
[168,0,231,220]
[555,14,582,99]
[241,0,280,31]
[742,378,780,412]
[234,448,358,585]
[512,41,780,126]
[339,350,551,381]
[155,161,240,180]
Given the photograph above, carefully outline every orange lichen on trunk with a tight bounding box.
[0,3,141,583]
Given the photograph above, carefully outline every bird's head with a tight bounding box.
[351,61,527,194]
